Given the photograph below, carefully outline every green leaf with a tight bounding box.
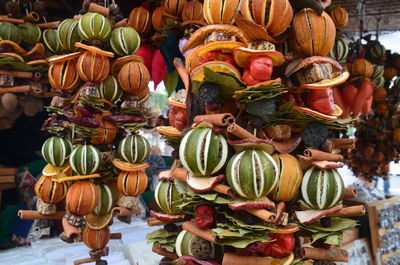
[201,67,246,99]
[146,228,180,240]
[235,81,287,103]
[164,70,179,96]
[218,210,277,232]
[212,225,272,248]
[305,218,357,232]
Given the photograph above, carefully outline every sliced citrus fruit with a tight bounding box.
[75,42,114,57]
[156,126,181,137]
[166,98,186,109]
[333,104,343,117]
[298,71,350,89]
[196,41,246,57]
[292,106,337,121]
[190,61,240,83]
[0,40,27,54]
[26,59,48,66]
[47,51,83,64]
[57,173,101,182]
[111,55,143,76]
[42,163,71,177]
[24,43,45,57]
[275,223,300,234]
[86,212,113,229]
[0,52,24,62]
[112,158,149,171]
[233,47,285,67]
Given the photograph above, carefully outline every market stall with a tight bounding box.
[0,0,400,265]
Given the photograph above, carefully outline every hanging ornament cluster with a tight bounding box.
[147,2,365,265]
[18,2,153,264]
[0,1,59,130]
[342,36,400,180]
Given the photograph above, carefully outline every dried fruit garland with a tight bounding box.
[148,1,365,265]
[0,11,51,129]
[342,39,400,180]
[18,3,153,264]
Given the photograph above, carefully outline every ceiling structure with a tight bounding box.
[334,0,400,33]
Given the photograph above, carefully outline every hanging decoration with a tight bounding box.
[147,1,365,265]
[17,1,153,264]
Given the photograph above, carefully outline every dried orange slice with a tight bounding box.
[112,159,149,171]
[111,54,143,76]
[42,163,71,177]
[298,71,350,89]
[75,42,114,57]
[156,126,181,137]
[47,51,83,64]
[292,106,337,121]
[0,40,27,54]
[190,61,240,83]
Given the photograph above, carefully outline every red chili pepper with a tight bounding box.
[63,111,99,128]
[352,80,374,117]
[197,51,235,66]
[242,56,274,86]
[261,233,295,258]
[362,95,373,117]
[248,56,273,81]
[342,82,358,106]
[332,87,345,111]
[308,88,335,115]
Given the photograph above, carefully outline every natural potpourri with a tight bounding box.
[17,1,158,264]
[147,1,366,265]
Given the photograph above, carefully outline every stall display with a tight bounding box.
[16,1,155,264]
[147,1,366,265]
[366,196,400,265]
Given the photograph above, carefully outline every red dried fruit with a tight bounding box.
[261,233,295,258]
[194,205,215,229]
[235,241,263,256]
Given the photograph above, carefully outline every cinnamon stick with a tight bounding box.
[0,85,30,94]
[304,149,343,161]
[88,3,110,17]
[23,12,40,22]
[227,123,258,140]
[182,221,217,243]
[110,233,122,240]
[18,210,65,220]
[343,188,358,199]
[0,70,32,79]
[148,217,170,226]
[297,155,344,169]
[112,18,128,29]
[194,113,235,127]
[302,247,349,262]
[73,258,97,265]
[38,21,61,29]
[244,208,276,223]
[0,16,24,24]
[222,253,273,265]
[152,245,178,260]
[326,205,366,217]
[328,138,356,150]
[112,206,141,217]
[213,184,233,197]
